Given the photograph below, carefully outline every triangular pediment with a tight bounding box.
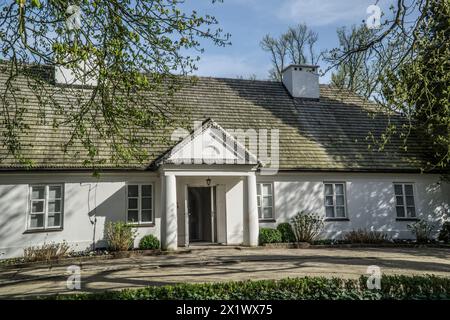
[157,119,259,166]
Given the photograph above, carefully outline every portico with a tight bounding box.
[160,168,259,250]
[157,119,260,250]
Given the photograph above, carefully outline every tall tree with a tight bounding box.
[326,26,378,99]
[261,23,319,81]
[0,0,229,167]
[382,0,449,171]
[327,0,449,173]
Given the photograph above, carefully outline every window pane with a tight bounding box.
[407,207,416,217]
[257,184,261,195]
[31,200,44,213]
[142,185,152,197]
[257,196,261,207]
[396,196,404,206]
[47,213,61,227]
[324,184,333,196]
[258,207,262,219]
[336,195,345,206]
[336,206,346,217]
[48,200,61,213]
[30,214,44,228]
[141,197,151,210]
[404,185,413,195]
[325,206,335,217]
[262,184,272,196]
[394,184,403,195]
[396,206,405,217]
[128,185,138,197]
[142,210,152,222]
[325,195,334,206]
[263,196,272,207]
[48,186,61,199]
[263,207,273,219]
[335,184,344,195]
[406,196,415,206]
[127,210,139,222]
[128,198,138,209]
[31,186,45,200]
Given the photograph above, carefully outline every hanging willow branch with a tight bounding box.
[0,0,230,168]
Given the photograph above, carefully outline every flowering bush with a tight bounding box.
[105,221,136,251]
[290,211,324,243]
[407,219,435,243]
[23,241,71,262]
[343,229,388,244]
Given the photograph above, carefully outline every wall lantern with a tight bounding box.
[206,177,211,186]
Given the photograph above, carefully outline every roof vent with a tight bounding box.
[281,64,319,99]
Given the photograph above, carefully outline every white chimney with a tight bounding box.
[55,58,98,86]
[281,64,320,99]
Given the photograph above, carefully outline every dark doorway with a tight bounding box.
[188,187,216,242]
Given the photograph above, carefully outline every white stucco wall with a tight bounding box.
[0,170,448,259]
[0,172,161,259]
[259,172,449,239]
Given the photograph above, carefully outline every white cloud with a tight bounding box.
[194,54,270,79]
[277,0,379,26]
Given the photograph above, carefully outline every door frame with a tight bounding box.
[185,185,217,246]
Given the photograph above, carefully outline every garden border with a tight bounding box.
[2,242,450,269]
[262,242,450,249]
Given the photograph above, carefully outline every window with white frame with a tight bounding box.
[324,182,347,218]
[394,183,416,218]
[127,184,153,223]
[257,183,274,220]
[28,184,63,230]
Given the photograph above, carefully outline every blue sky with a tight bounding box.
[181,0,395,83]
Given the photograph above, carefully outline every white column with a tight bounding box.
[162,174,178,250]
[246,173,259,246]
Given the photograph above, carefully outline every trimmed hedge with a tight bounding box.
[259,228,282,245]
[139,235,160,250]
[438,221,450,243]
[53,275,450,300]
[277,223,296,243]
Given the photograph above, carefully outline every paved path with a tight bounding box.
[0,247,449,298]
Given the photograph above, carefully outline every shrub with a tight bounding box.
[343,229,388,244]
[23,241,71,262]
[276,223,296,243]
[105,221,136,251]
[438,221,450,243]
[139,235,160,250]
[290,211,324,243]
[53,275,450,300]
[259,228,282,245]
[407,219,435,243]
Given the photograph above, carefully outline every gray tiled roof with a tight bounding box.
[0,65,430,172]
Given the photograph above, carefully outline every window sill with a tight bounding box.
[259,219,276,223]
[23,228,63,234]
[396,218,419,221]
[128,223,155,228]
[325,218,350,222]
